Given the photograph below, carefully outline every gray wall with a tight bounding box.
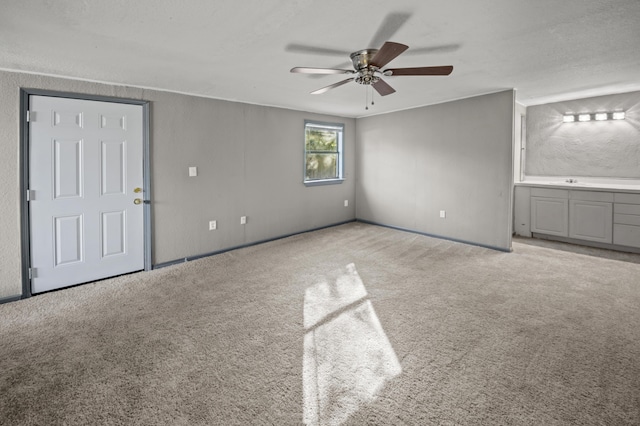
[356,90,515,251]
[0,70,355,299]
[525,91,640,178]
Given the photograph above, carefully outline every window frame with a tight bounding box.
[303,120,345,186]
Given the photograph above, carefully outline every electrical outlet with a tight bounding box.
[189,166,198,177]
[209,220,217,230]
[240,216,247,225]
[439,210,446,218]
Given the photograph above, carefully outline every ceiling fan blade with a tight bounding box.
[311,78,355,95]
[370,41,409,68]
[372,79,396,96]
[291,67,355,75]
[368,12,412,49]
[385,65,454,76]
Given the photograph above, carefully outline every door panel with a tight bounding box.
[54,215,84,266]
[101,211,126,257]
[54,139,83,199]
[101,140,126,195]
[29,95,144,294]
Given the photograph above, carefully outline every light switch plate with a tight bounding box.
[209,220,217,230]
[440,210,446,218]
[240,216,247,225]
[189,166,197,177]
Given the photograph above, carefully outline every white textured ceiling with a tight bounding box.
[1,0,639,117]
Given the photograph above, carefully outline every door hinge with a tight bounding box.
[26,110,30,122]
[28,268,36,279]
[26,189,33,201]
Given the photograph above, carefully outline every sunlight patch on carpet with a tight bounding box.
[303,263,402,426]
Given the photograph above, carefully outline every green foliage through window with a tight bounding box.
[305,122,343,182]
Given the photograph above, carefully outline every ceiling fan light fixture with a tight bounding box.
[355,69,380,86]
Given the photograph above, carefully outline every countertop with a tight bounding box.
[515,180,640,194]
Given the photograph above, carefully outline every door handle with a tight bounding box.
[134,198,142,205]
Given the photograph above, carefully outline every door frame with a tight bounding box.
[19,88,151,298]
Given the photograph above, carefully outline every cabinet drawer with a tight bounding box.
[570,190,613,202]
[614,214,640,226]
[613,224,640,248]
[531,188,569,199]
[614,193,640,204]
[614,203,640,216]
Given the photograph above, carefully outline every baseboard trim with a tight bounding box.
[0,295,24,305]
[153,219,357,269]
[531,232,640,254]
[356,219,512,253]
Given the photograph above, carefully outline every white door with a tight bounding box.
[29,95,145,294]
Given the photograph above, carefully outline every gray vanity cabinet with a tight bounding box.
[517,184,640,252]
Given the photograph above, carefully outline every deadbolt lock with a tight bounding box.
[134,187,143,193]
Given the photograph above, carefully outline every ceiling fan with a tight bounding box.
[290,41,453,97]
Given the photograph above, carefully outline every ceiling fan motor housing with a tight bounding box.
[350,49,381,85]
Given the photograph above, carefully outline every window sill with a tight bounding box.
[304,178,345,187]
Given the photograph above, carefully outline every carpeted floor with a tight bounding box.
[1,222,639,425]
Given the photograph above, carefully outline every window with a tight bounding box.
[304,121,344,185]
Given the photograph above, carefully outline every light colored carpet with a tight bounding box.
[1,222,640,425]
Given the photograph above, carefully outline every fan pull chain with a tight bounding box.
[365,87,369,110]
[365,86,376,110]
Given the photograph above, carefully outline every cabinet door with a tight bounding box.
[531,197,568,237]
[569,200,612,243]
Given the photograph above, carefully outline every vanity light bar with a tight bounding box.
[562,111,625,123]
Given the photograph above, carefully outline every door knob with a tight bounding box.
[134,187,143,193]
[134,198,142,205]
